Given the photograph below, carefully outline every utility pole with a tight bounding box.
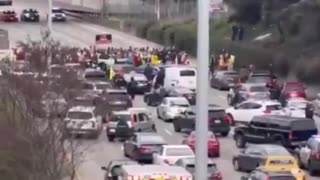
[195,0,210,179]
[47,0,53,75]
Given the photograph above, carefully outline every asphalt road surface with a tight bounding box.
[2,1,320,180]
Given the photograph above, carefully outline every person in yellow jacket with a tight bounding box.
[107,65,115,80]
[151,53,161,65]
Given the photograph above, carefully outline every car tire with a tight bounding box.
[123,147,129,157]
[221,131,229,137]
[233,159,241,171]
[235,133,246,148]
[107,135,114,142]
[173,120,181,132]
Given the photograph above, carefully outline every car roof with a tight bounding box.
[244,100,281,105]
[249,144,290,155]
[112,111,130,115]
[162,145,190,149]
[241,83,266,87]
[171,87,193,93]
[121,165,190,175]
[135,133,166,143]
[252,115,311,125]
[106,88,127,93]
[165,97,189,102]
[68,106,95,112]
[177,157,214,165]
[311,135,320,141]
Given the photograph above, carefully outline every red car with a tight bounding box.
[182,131,220,157]
[1,10,18,22]
[280,81,306,101]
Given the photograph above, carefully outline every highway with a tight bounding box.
[1,0,320,180]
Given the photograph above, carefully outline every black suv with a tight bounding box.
[233,115,318,148]
[173,104,230,136]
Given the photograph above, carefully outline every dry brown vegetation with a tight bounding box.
[0,40,85,180]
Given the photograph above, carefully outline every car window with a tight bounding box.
[237,102,251,109]
[248,103,262,109]
[132,114,138,123]
[137,113,149,122]
[266,104,282,111]
[67,111,93,120]
[250,86,268,92]
[110,114,130,122]
[180,70,195,76]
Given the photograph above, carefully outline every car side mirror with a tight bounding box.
[101,166,107,171]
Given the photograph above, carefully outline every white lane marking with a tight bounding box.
[121,145,124,151]
[218,95,226,100]
[164,129,172,135]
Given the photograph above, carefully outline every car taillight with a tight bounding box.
[288,131,293,141]
[138,145,151,153]
[211,172,222,180]
[223,115,231,124]
[311,152,320,160]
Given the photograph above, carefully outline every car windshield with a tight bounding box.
[266,105,282,111]
[268,159,294,166]
[250,86,268,92]
[248,76,269,83]
[208,110,225,118]
[285,84,304,91]
[165,147,193,156]
[139,135,164,144]
[96,83,111,90]
[171,100,189,107]
[110,114,130,122]
[180,70,195,76]
[67,111,92,119]
[185,164,216,173]
[52,9,63,13]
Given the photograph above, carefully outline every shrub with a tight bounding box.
[173,24,197,55]
[146,24,163,44]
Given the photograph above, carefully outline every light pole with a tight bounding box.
[195,0,210,179]
[47,0,53,74]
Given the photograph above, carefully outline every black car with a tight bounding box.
[20,9,40,22]
[172,104,230,136]
[210,70,239,90]
[143,87,168,106]
[232,144,291,172]
[101,88,133,112]
[84,69,107,82]
[101,160,138,180]
[167,87,196,105]
[233,115,318,148]
[241,170,296,180]
[123,132,166,162]
[123,73,150,94]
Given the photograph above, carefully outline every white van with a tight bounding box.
[154,66,197,91]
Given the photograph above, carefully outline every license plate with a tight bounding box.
[109,129,115,133]
[215,120,221,123]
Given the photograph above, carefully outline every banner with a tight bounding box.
[95,34,112,45]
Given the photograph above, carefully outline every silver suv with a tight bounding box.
[64,106,102,139]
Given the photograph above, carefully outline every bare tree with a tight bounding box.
[0,40,86,180]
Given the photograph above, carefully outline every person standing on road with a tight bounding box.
[127,77,137,100]
[144,63,153,81]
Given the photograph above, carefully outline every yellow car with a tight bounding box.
[260,155,305,180]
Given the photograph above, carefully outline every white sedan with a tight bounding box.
[156,97,190,122]
[152,145,195,165]
[225,100,286,124]
[284,98,308,118]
